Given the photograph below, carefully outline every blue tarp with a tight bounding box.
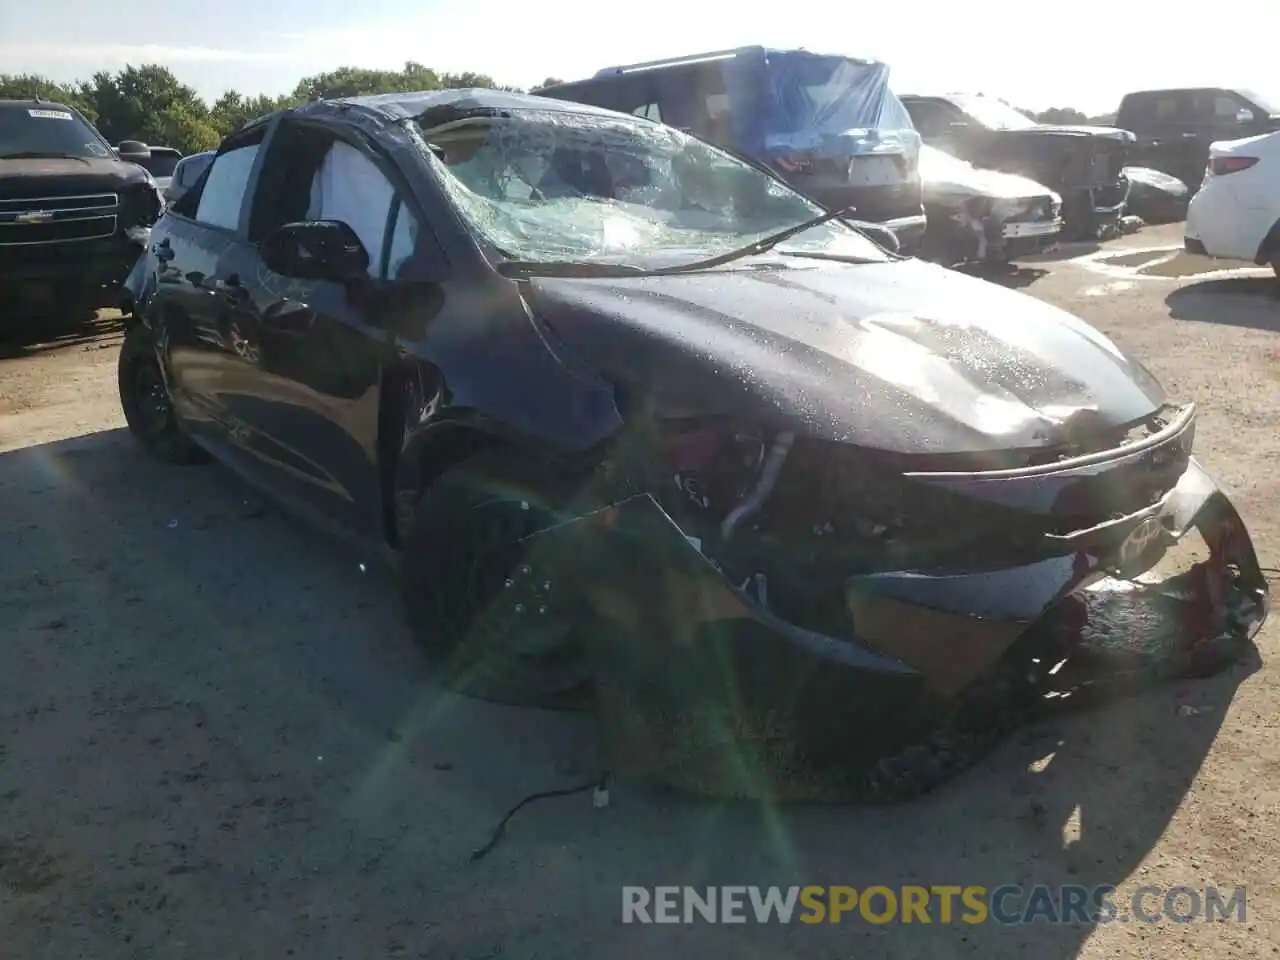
[723,49,920,163]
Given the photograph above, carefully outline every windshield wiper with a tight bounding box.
[496,259,650,280]
[650,206,858,275]
[0,151,89,161]
[494,206,882,281]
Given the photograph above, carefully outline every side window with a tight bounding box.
[307,141,397,278]
[194,143,260,231]
[633,102,662,122]
[1213,95,1240,118]
[247,121,423,280]
[904,101,958,138]
[1152,96,1180,121]
[183,156,208,187]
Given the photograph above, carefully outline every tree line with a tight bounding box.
[0,63,567,155]
[0,62,1097,157]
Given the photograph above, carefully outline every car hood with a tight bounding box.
[525,256,1165,457]
[920,148,1052,201]
[1025,124,1135,142]
[1122,165,1189,195]
[0,156,153,200]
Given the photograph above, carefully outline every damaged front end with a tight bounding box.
[522,402,1268,802]
[928,194,1062,266]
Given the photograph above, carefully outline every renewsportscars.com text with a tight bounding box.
[621,885,1247,925]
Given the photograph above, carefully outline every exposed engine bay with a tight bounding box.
[519,398,1268,802]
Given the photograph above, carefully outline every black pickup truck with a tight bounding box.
[900,93,1132,241]
[1,98,163,315]
[1115,87,1280,190]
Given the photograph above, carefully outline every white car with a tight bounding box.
[1184,130,1280,277]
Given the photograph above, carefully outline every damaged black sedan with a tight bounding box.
[120,89,1267,803]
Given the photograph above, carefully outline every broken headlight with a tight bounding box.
[649,415,767,521]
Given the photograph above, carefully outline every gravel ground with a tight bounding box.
[2,224,1278,959]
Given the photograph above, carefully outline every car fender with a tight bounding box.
[386,292,626,545]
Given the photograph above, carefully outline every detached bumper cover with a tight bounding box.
[527,456,1267,802]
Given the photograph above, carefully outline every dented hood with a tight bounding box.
[526,256,1165,455]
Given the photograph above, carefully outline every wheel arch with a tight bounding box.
[1255,217,1280,264]
[387,414,597,550]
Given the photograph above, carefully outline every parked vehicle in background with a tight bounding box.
[1116,87,1280,191]
[0,98,163,316]
[119,88,1267,804]
[162,149,212,207]
[917,144,1061,267]
[535,47,927,254]
[1184,129,1280,280]
[116,142,182,193]
[900,92,1131,241]
[1121,165,1190,223]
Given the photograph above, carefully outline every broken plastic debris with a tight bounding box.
[358,563,367,573]
[592,784,610,809]
[1177,704,1200,717]
[167,519,178,529]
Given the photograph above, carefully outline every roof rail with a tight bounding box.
[592,47,754,77]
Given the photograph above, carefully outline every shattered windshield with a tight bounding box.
[415,110,889,266]
[950,95,1038,131]
[0,104,113,159]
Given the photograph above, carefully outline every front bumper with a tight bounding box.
[0,230,149,302]
[526,451,1267,802]
[924,200,1061,265]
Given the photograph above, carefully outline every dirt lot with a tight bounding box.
[2,224,1279,959]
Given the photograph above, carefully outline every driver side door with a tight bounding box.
[214,119,428,539]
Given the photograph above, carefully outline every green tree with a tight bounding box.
[76,64,213,151]
[0,73,97,120]
[210,90,297,137]
[1035,107,1089,125]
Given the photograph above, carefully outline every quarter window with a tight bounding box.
[194,143,259,231]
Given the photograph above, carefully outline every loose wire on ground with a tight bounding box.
[470,772,610,862]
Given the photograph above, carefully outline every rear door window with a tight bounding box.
[194,143,260,232]
[1152,95,1180,121]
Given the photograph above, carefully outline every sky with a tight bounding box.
[1,0,1277,117]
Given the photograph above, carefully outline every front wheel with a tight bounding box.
[400,449,596,709]
[118,324,208,464]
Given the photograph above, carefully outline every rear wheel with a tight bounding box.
[400,448,595,709]
[118,324,208,464]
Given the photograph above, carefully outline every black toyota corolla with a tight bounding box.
[119,89,1268,803]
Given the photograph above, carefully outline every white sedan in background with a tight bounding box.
[1184,130,1280,277]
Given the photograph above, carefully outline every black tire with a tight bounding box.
[118,324,208,464]
[400,448,596,709]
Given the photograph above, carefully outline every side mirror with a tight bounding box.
[859,223,901,253]
[260,220,369,282]
[1236,107,1255,125]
